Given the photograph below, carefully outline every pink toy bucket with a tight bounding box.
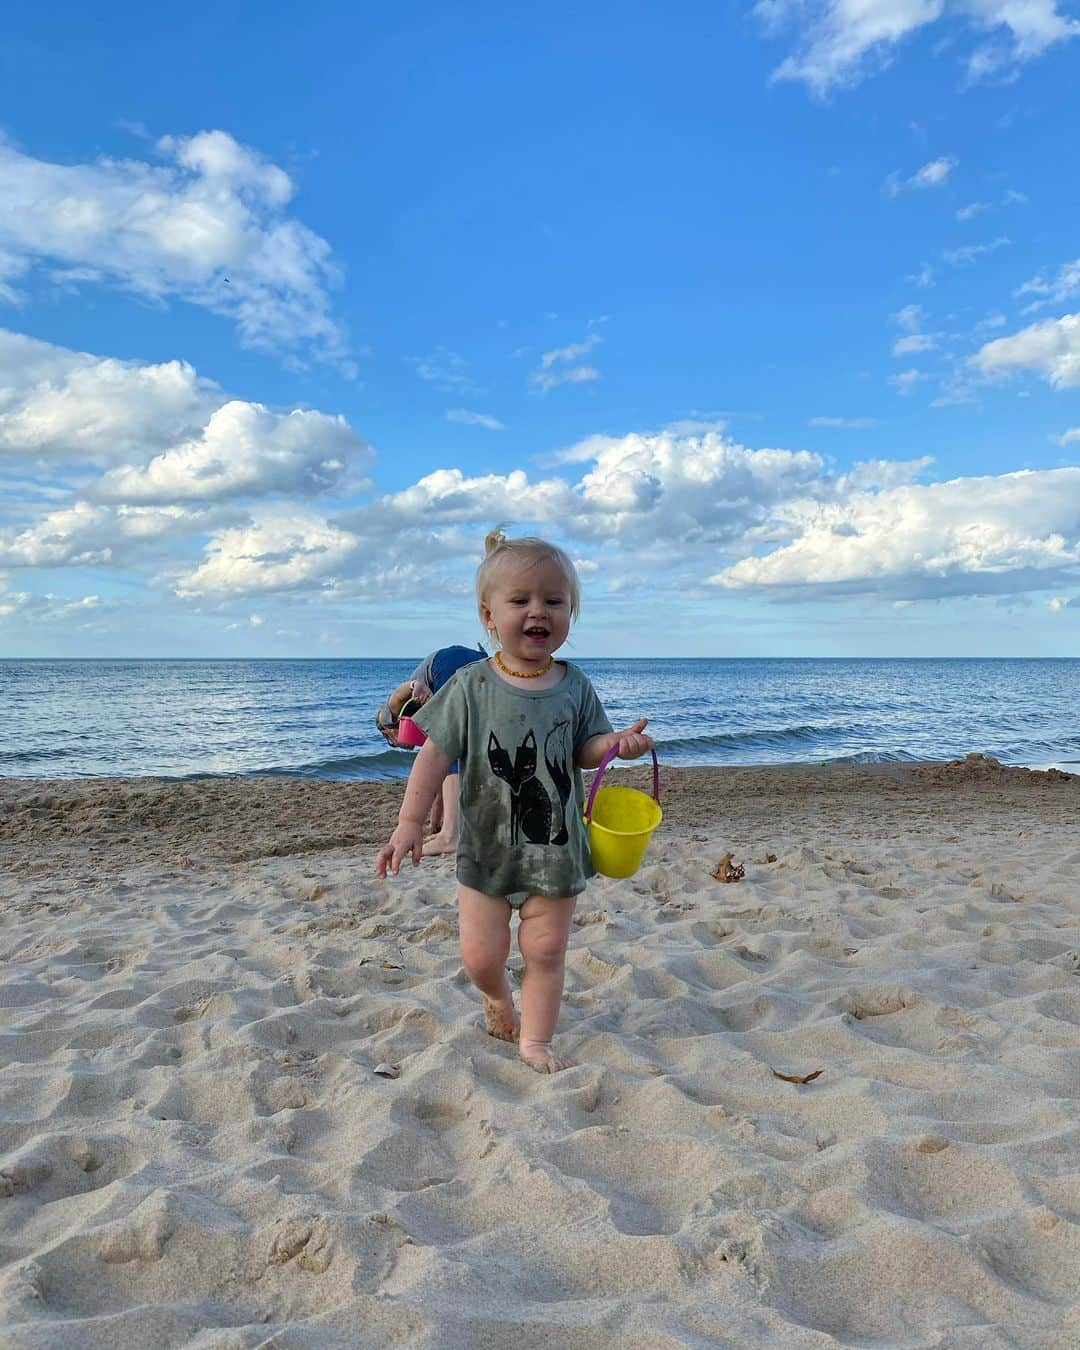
[396,715,427,748]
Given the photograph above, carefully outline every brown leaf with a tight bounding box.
[771,1067,824,1085]
[379,960,402,969]
[711,852,745,883]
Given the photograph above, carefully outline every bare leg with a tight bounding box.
[457,885,519,1042]
[422,773,460,856]
[517,894,577,1072]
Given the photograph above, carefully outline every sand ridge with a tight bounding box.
[1,762,1078,1347]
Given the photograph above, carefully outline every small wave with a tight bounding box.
[256,749,414,780]
[0,747,81,765]
[658,723,860,754]
[822,749,926,765]
[994,736,1080,761]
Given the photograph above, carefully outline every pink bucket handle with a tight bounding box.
[584,743,660,823]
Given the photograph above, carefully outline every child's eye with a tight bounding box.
[548,598,565,606]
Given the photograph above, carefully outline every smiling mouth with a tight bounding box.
[524,627,549,639]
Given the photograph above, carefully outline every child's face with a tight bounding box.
[481,556,572,667]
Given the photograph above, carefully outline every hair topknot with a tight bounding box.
[483,526,508,556]
[475,525,581,637]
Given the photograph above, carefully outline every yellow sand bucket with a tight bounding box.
[584,746,663,878]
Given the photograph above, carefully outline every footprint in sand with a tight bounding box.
[95,1189,178,1263]
[267,1214,335,1273]
[841,986,920,1019]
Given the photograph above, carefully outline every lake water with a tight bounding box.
[3,658,1078,779]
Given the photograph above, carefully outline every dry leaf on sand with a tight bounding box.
[374,1062,400,1079]
[771,1067,823,1085]
[711,853,745,883]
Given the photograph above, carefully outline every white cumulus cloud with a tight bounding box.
[0,328,371,509]
[0,130,349,367]
[92,400,371,504]
[710,467,1080,601]
[176,507,359,596]
[0,328,217,463]
[972,313,1080,388]
[0,500,237,568]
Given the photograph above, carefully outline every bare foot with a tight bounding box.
[422,832,458,856]
[518,1039,573,1073]
[520,1051,575,1074]
[483,996,520,1042]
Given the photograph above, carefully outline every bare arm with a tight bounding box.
[576,717,654,770]
[376,739,454,876]
[387,680,415,718]
[397,738,452,829]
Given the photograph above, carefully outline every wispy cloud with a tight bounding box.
[809,416,876,429]
[943,235,1010,265]
[907,262,935,289]
[890,368,930,395]
[890,305,939,358]
[530,332,603,393]
[411,348,477,393]
[956,189,1027,222]
[885,157,957,197]
[755,0,1079,96]
[445,408,506,431]
[893,333,938,356]
[1016,257,1080,311]
[956,201,988,221]
[893,304,926,332]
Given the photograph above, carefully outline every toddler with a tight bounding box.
[376,528,653,1072]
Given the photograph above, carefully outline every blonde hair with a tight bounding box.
[476,526,581,637]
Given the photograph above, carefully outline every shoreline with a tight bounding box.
[2,756,1077,877]
[4,748,1078,787]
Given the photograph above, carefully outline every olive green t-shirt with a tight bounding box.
[413,660,613,898]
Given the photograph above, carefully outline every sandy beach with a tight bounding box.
[1,758,1078,1348]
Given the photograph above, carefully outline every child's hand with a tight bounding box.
[375,822,424,877]
[612,718,655,761]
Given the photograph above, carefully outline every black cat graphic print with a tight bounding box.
[544,721,572,846]
[411,661,613,899]
[487,729,554,845]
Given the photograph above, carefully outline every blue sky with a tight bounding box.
[2,0,1079,657]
